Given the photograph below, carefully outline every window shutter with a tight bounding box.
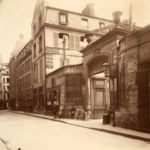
[75,35,80,50]
[53,32,58,47]
[69,35,74,49]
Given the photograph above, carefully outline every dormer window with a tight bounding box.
[81,18,88,29]
[99,22,105,28]
[59,12,68,25]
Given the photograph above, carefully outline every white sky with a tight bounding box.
[0,0,150,63]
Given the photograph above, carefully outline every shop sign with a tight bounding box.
[64,66,83,74]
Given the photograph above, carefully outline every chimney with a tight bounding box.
[112,11,122,26]
[82,3,95,17]
[85,33,93,44]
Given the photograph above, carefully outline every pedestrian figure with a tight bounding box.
[71,106,76,119]
[53,102,59,119]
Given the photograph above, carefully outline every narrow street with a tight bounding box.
[0,110,149,150]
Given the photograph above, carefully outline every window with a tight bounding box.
[59,12,68,25]
[69,35,74,49]
[40,59,43,80]
[3,78,5,83]
[75,35,80,50]
[53,32,58,47]
[81,18,88,29]
[59,34,69,49]
[80,36,87,49]
[7,78,9,83]
[34,64,38,83]
[99,22,105,28]
[39,36,42,52]
[112,50,117,65]
[33,43,36,58]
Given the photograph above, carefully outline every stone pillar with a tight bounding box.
[84,64,91,119]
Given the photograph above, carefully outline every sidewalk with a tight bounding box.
[0,139,8,150]
[10,110,150,142]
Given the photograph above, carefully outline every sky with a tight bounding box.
[0,0,150,63]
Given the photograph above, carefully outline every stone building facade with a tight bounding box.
[16,41,32,112]
[31,0,114,113]
[1,63,9,108]
[116,24,150,133]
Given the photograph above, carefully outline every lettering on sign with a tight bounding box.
[64,66,83,73]
[46,54,53,69]
[46,47,59,53]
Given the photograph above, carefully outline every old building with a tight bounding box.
[1,63,9,108]
[116,24,150,133]
[16,41,32,112]
[9,35,27,109]
[31,0,114,113]
[46,64,83,117]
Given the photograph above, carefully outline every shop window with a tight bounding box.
[81,18,88,29]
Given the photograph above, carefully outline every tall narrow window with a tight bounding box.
[69,35,74,49]
[39,36,42,52]
[75,35,80,50]
[34,43,36,58]
[40,59,43,80]
[34,64,38,83]
[81,18,88,29]
[53,32,58,47]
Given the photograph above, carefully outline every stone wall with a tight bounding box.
[115,109,138,130]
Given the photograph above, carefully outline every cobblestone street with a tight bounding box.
[0,110,149,150]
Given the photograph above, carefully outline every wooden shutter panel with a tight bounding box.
[75,35,80,50]
[53,32,58,47]
[69,35,74,49]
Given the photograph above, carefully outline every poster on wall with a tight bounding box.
[46,54,53,74]
[65,74,82,102]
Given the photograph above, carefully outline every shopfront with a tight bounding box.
[46,64,83,117]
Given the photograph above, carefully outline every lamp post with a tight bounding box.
[103,63,116,127]
[62,35,66,66]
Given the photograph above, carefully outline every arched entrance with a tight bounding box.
[87,55,110,119]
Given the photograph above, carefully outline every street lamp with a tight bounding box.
[62,35,66,67]
[103,63,116,127]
